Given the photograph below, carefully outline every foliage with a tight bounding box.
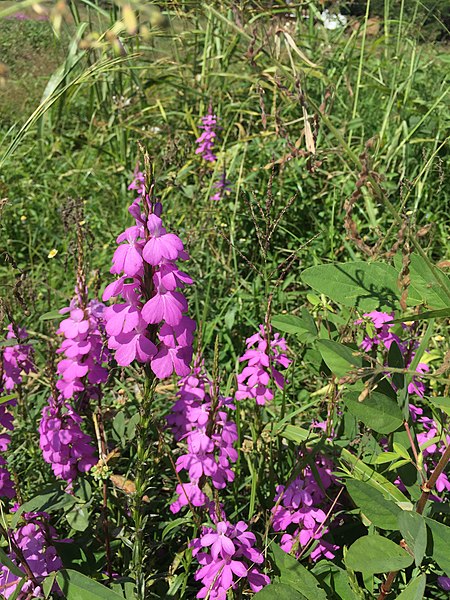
[0,1,449,599]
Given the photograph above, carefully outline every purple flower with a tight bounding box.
[103,168,194,377]
[1,325,34,392]
[0,511,66,598]
[168,361,238,512]
[236,325,291,405]
[438,576,450,591]
[39,396,97,483]
[210,171,231,201]
[356,311,429,397]
[195,109,219,163]
[272,453,339,562]
[191,519,269,598]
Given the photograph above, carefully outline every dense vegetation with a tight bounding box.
[0,1,449,599]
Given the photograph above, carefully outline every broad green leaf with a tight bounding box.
[66,504,90,532]
[398,512,427,567]
[272,310,317,342]
[253,583,307,599]
[275,423,318,445]
[346,536,413,573]
[11,489,75,528]
[346,480,402,530]
[396,574,426,599]
[39,309,64,321]
[425,518,450,576]
[0,547,25,578]
[344,391,403,434]
[312,562,362,600]
[431,397,450,416]
[408,254,450,309]
[301,262,417,311]
[316,340,362,377]
[340,448,410,504]
[375,452,401,464]
[270,543,327,600]
[56,569,125,600]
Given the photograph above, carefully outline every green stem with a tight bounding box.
[131,370,156,600]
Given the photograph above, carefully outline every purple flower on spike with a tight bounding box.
[195,108,219,163]
[236,325,291,405]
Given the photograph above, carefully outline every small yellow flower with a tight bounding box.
[20,215,27,222]
[48,249,58,259]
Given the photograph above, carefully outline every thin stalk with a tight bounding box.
[131,371,156,600]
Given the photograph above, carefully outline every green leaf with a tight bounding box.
[390,308,450,323]
[272,310,317,342]
[253,583,307,599]
[66,504,90,532]
[344,391,403,434]
[430,397,450,416]
[346,535,414,573]
[408,254,450,309]
[270,543,327,600]
[56,569,126,600]
[316,340,362,377]
[425,518,450,576]
[396,574,426,599]
[301,262,410,311]
[275,423,318,445]
[43,572,57,598]
[39,309,64,321]
[0,547,25,578]
[346,480,402,530]
[0,393,17,404]
[398,512,427,567]
[388,342,405,392]
[340,448,410,504]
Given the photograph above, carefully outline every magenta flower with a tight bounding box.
[0,511,67,598]
[357,310,430,397]
[191,519,269,598]
[39,396,97,483]
[272,453,339,562]
[111,225,145,276]
[142,215,184,265]
[169,361,238,512]
[236,325,291,405]
[103,168,194,377]
[195,109,219,163]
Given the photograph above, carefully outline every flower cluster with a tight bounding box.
[56,297,109,400]
[1,325,34,500]
[103,168,194,379]
[1,325,34,393]
[0,511,65,599]
[39,395,97,484]
[195,109,219,163]
[410,404,450,495]
[191,518,270,599]
[357,310,429,397]
[236,325,291,405]
[168,362,238,513]
[272,453,339,561]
